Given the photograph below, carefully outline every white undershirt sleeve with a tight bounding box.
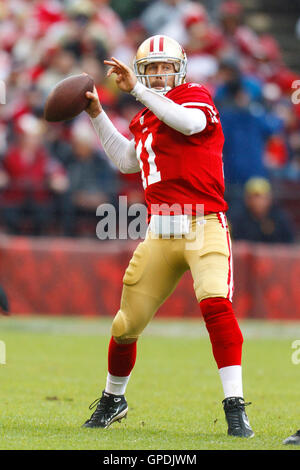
[130,81,207,135]
[90,112,140,174]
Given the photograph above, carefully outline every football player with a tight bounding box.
[83,35,254,438]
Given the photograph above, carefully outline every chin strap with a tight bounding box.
[150,86,172,95]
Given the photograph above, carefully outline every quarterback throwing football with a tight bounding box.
[84,35,254,438]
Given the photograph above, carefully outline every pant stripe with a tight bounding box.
[217,212,234,302]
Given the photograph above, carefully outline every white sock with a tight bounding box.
[105,372,131,396]
[219,365,243,399]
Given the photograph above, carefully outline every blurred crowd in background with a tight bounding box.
[0,0,300,242]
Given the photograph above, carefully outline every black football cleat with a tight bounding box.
[283,429,300,445]
[222,397,254,438]
[83,391,128,428]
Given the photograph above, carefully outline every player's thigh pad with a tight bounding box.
[185,214,232,303]
[111,237,185,340]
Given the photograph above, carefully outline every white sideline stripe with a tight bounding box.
[1,317,299,338]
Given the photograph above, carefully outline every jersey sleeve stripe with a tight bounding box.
[182,102,219,123]
[182,102,218,115]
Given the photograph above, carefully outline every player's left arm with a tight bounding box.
[105,57,207,136]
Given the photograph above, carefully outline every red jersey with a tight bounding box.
[129,82,228,216]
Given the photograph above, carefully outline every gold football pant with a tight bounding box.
[111,212,233,341]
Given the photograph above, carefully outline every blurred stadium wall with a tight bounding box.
[0,236,299,319]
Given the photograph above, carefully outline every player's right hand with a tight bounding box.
[85,86,103,118]
[104,57,137,93]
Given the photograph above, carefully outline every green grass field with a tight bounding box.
[0,316,299,450]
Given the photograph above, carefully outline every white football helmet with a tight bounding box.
[133,35,187,94]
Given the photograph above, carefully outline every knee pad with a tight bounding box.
[111,309,127,339]
[111,309,139,342]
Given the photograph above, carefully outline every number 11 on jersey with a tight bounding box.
[136,132,161,189]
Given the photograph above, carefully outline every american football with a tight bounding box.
[44,74,94,122]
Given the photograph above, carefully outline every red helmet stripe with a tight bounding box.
[149,37,154,52]
[159,36,164,52]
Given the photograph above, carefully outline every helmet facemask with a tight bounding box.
[134,58,186,94]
